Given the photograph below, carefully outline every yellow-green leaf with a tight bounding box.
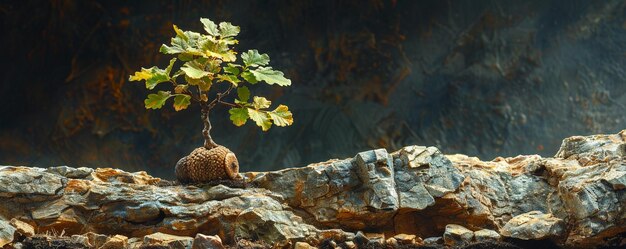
[219,22,240,37]
[129,66,170,90]
[173,25,188,41]
[269,105,293,127]
[241,50,270,67]
[249,67,291,86]
[200,18,219,36]
[224,64,240,75]
[173,94,191,111]
[248,109,272,131]
[241,71,258,84]
[229,107,249,126]
[181,62,209,79]
[184,75,212,91]
[237,86,250,102]
[144,91,171,109]
[165,58,177,75]
[217,74,240,86]
[252,96,271,109]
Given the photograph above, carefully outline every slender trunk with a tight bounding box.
[201,104,219,149]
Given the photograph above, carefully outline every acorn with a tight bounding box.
[175,146,240,184]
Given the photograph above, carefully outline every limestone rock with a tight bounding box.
[344,241,356,249]
[500,211,565,240]
[0,130,624,248]
[192,234,224,249]
[443,224,474,247]
[235,207,319,242]
[423,236,443,246]
[0,167,64,198]
[392,234,416,245]
[45,166,93,179]
[0,219,16,247]
[85,232,109,248]
[70,235,89,247]
[474,229,501,242]
[10,219,34,237]
[143,232,193,249]
[294,241,315,249]
[99,235,128,249]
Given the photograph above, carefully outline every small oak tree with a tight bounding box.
[129,18,293,183]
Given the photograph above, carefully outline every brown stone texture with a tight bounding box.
[0,130,625,248]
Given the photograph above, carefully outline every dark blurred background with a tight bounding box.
[0,0,625,178]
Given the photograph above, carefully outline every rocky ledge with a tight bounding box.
[1,130,625,249]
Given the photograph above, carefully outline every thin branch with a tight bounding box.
[217,100,238,108]
[208,84,235,109]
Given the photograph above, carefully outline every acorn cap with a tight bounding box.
[175,146,239,183]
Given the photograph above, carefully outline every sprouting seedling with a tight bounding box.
[129,18,293,150]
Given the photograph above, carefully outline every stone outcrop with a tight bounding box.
[0,130,625,248]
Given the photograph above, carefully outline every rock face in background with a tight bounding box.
[1,0,626,177]
[0,131,625,248]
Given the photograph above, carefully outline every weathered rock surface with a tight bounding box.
[0,130,624,248]
[443,224,474,247]
[500,211,565,240]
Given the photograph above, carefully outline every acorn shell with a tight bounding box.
[175,146,240,183]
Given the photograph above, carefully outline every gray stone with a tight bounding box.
[0,131,623,248]
[443,224,474,247]
[124,202,161,223]
[355,149,398,210]
[474,229,501,242]
[0,219,16,247]
[0,167,64,197]
[423,236,442,245]
[45,166,93,179]
[235,207,319,243]
[70,235,90,247]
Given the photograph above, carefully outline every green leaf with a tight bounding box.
[249,67,291,86]
[160,44,183,55]
[198,37,238,62]
[241,50,270,67]
[165,58,177,76]
[248,109,272,131]
[181,62,209,79]
[241,71,258,84]
[144,91,171,109]
[217,74,240,86]
[173,94,191,111]
[200,18,219,36]
[184,75,212,91]
[252,96,271,109]
[160,31,204,56]
[224,64,240,75]
[219,22,240,37]
[229,107,249,126]
[269,105,293,127]
[178,53,194,61]
[237,86,250,102]
[129,66,170,90]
